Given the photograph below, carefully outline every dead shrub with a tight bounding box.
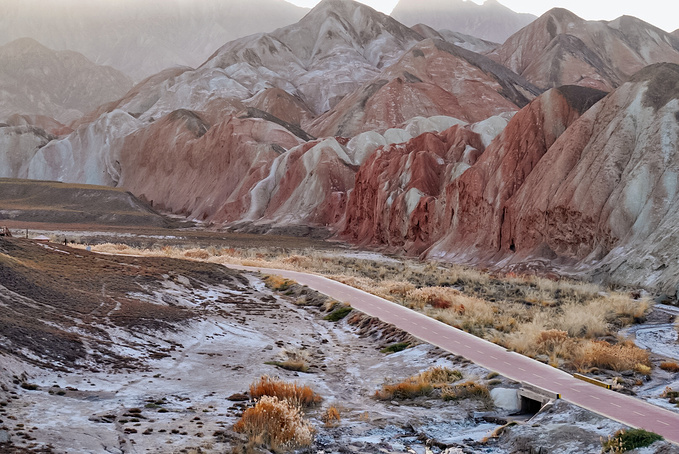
[375,378,432,400]
[559,301,610,338]
[233,395,314,452]
[407,287,462,311]
[264,275,296,292]
[441,380,490,401]
[267,348,311,373]
[660,361,679,373]
[419,366,463,384]
[375,367,462,400]
[282,255,313,268]
[249,376,321,409]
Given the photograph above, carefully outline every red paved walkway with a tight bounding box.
[233,265,679,443]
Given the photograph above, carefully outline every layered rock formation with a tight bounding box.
[0,125,55,179]
[308,39,540,137]
[4,114,72,137]
[0,38,133,124]
[428,86,607,261]
[487,9,679,91]
[391,0,536,44]
[0,0,309,81]
[343,64,679,294]
[500,63,679,291]
[7,0,679,293]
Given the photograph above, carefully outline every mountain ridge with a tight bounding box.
[391,0,536,44]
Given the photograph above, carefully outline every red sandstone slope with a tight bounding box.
[428,86,607,260]
[342,85,605,256]
[115,108,355,227]
[498,63,679,290]
[341,125,486,254]
[117,111,301,223]
[487,9,679,91]
[309,39,541,137]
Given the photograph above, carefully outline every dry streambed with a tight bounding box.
[0,238,673,453]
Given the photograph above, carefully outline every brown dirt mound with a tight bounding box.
[0,178,186,228]
[0,237,246,371]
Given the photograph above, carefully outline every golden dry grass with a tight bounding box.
[441,380,491,401]
[375,367,463,400]
[233,395,314,452]
[249,376,321,409]
[321,406,341,427]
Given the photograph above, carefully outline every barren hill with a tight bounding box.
[487,8,679,91]
[0,38,133,124]
[391,0,536,44]
[0,178,175,227]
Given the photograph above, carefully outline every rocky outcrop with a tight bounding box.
[487,9,679,91]
[391,0,536,44]
[340,114,512,254]
[0,125,55,179]
[4,114,72,137]
[428,86,607,260]
[27,110,141,186]
[0,38,133,124]
[309,39,540,137]
[499,64,679,292]
[0,0,309,81]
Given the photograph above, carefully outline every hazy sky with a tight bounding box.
[287,0,678,33]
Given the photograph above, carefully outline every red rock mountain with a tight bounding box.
[309,38,540,137]
[7,1,679,292]
[391,0,536,44]
[341,85,606,257]
[487,9,679,91]
[344,63,679,293]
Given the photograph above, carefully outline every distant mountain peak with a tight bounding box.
[488,8,679,91]
[391,0,536,44]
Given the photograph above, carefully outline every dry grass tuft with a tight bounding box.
[267,349,311,373]
[573,341,651,372]
[321,406,341,427]
[249,376,321,409]
[264,275,296,292]
[183,248,210,260]
[441,380,490,401]
[233,395,314,452]
[375,367,463,400]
